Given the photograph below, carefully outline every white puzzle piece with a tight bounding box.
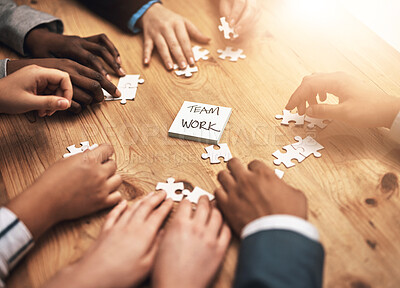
[192,46,209,61]
[217,47,246,62]
[104,75,144,104]
[218,17,239,39]
[272,144,305,168]
[63,141,98,158]
[305,115,331,129]
[275,169,285,179]
[156,178,184,202]
[201,143,233,164]
[291,136,324,158]
[275,109,305,126]
[182,187,215,204]
[173,64,199,78]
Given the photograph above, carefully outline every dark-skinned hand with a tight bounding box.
[24,27,125,80]
[7,58,121,114]
[215,158,308,236]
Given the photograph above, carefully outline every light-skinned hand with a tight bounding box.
[219,0,259,35]
[153,197,231,288]
[43,192,173,288]
[0,65,72,117]
[137,3,210,70]
[286,72,400,128]
[215,158,307,236]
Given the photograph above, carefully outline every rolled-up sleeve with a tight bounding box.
[0,0,63,55]
[0,59,8,79]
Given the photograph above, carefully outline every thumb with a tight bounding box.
[306,104,343,120]
[29,95,71,113]
[185,20,210,43]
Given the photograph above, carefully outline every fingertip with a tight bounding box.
[117,56,122,65]
[115,88,122,97]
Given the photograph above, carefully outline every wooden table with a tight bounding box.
[1,0,400,287]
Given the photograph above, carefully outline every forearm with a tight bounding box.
[79,0,151,32]
[6,186,58,241]
[0,0,63,55]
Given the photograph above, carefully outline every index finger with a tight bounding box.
[35,67,73,103]
[227,158,248,181]
[77,65,121,98]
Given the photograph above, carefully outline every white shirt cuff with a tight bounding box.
[389,111,400,143]
[241,215,320,243]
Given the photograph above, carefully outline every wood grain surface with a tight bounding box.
[1,0,400,287]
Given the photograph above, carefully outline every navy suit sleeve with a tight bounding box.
[234,230,324,288]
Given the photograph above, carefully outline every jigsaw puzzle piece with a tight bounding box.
[218,17,239,39]
[217,47,246,62]
[291,136,324,158]
[304,115,331,129]
[192,46,209,61]
[156,177,184,202]
[272,144,305,168]
[182,187,215,204]
[173,64,199,78]
[275,109,305,126]
[63,141,98,158]
[275,169,285,179]
[201,143,233,164]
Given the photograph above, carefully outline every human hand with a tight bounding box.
[0,65,72,117]
[43,192,173,288]
[24,28,125,79]
[219,0,259,35]
[286,72,400,128]
[7,144,122,239]
[137,3,210,70]
[215,158,307,236]
[7,58,121,113]
[153,197,231,288]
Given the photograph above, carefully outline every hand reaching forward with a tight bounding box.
[0,65,72,116]
[215,158,307,236]
[43,192,173,288]
[153,197,231,288]
[7,144,122,240]
[286,72,400,128]
[220,0,259,36]
[25,28,125,79]
[137,3,210,70]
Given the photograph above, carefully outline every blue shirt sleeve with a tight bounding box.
[127,0,161,34]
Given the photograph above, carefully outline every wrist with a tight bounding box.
[137,2,161,28]
[24,26,51,55]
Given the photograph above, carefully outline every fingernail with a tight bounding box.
[181,61,187,69]
[144,58,149,64]
[230,19,235,26]
[117,56,122,65]
[167,63,173,70]
[115,88,122,97]
[119,67,126,75]
[106,74,111,81]
[57,99,69,109]
[189,57,195,65]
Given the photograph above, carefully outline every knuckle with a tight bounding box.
[90,81,101,92]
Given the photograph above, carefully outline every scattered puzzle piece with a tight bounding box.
[182,187,215,204]
[192,46,209,61]
[305,115,331,129]
[173,64,199,78]
[272,144,305,168]
[291,136,324,158]
[275,109,305,126]
[275,169,284,179]
[63,141,98,158]
[217,47,246,62]
[104,75,144,104]
[218,17,239,39]
[156,178,184,202]
[201,143,233,164]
